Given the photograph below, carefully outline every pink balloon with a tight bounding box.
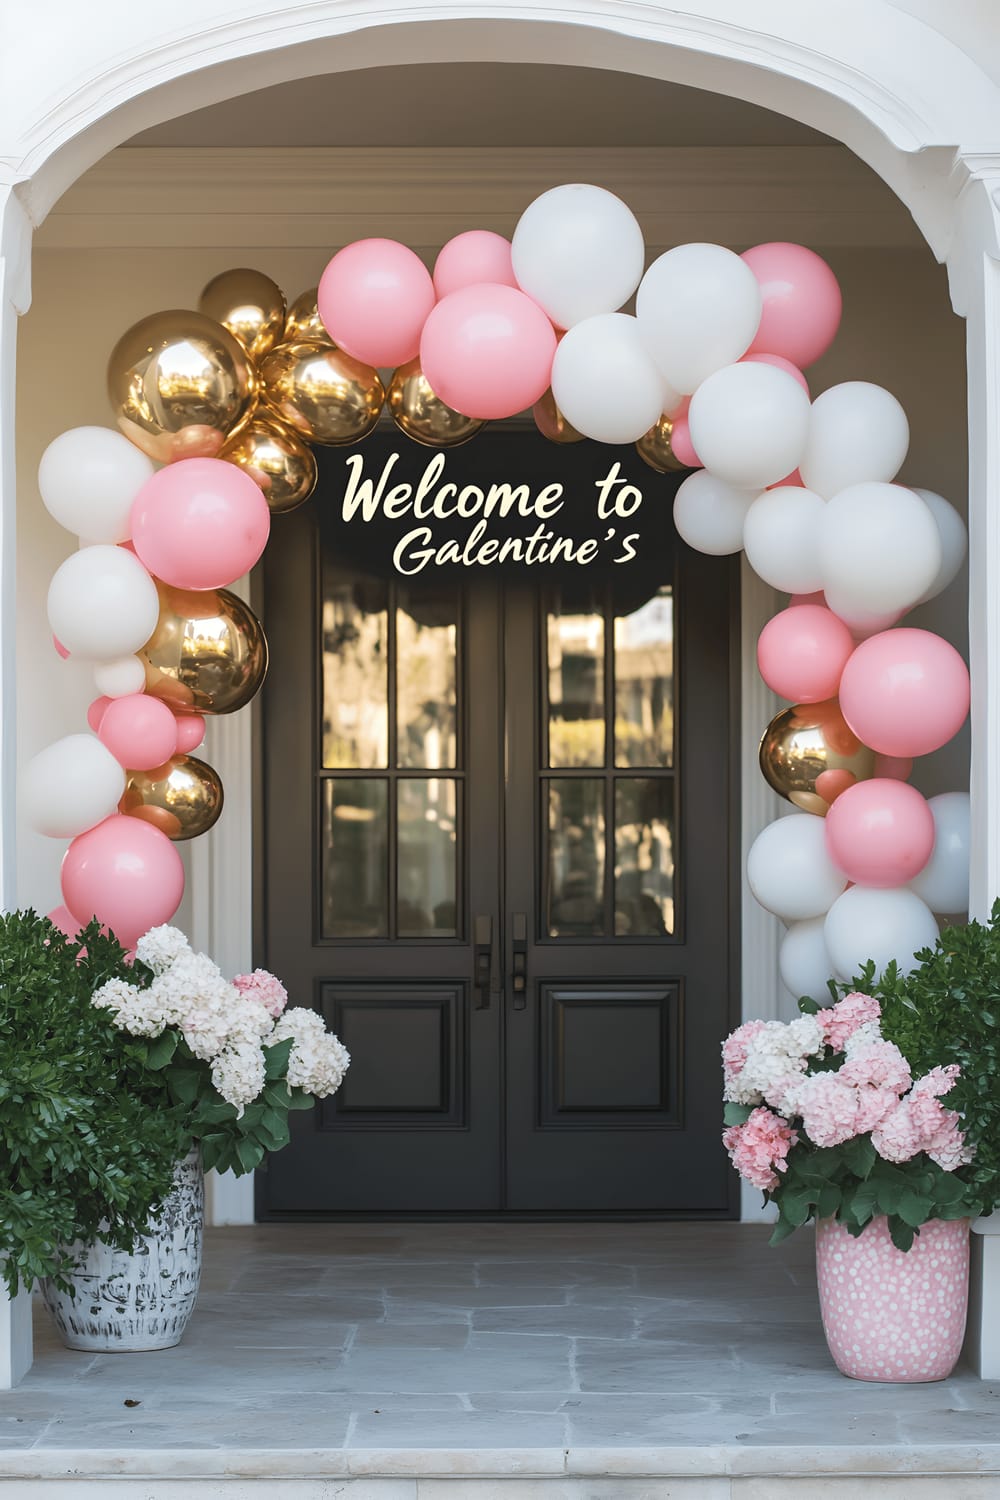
[174,713,206,753]
[131,458,270,591]
[318,238,435,368]
[420,283,557,420]
[874,753,913,782]
[742,352,810,396]
[87,696,113,733]
[53,635,70,660]
[62,815,184,951]
[99,693,179,770]
[742,243,843,368]
[839,628,971,758]
[434,231,517,299]
[46,904,80,938]
[757,605,855,703]
[825,779,935,888]
[669,416,702,468]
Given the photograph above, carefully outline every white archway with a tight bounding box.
[3,1,1000,1386]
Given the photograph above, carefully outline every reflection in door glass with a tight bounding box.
[615,588,674,768]
[322,576,388,769]
[547,780,606,936]
[614,779,674,936]
[396,590,458,769]
[546,608,604,767]
[397,779,458,937]
[321,780,388,937]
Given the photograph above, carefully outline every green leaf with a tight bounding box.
[888,1216,916,1253]
[897,1190,933,1228]
[263,1037,294,1081]
[723,1102,753,1127]
[144,1031,178,1070]
[817,1184,841,1219]
[842,1137,877,1178]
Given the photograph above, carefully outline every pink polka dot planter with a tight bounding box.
[816,1214,970,1382]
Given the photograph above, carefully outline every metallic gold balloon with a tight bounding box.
[140,582,268,716]
[221,411,318,514]
[108,310,256,463]
[636,416,687,473]
[120,755,224,841]
[283,287,331,346]
[759,699,876,816]
[260,341,384,446]
[533,388,583,444]
[198,268,287,361]
[388,358,485,447]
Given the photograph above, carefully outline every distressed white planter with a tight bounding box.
[40,1147,203,1352]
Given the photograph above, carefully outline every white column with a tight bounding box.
[0,184,34,1388]
[948,166,1000,1377]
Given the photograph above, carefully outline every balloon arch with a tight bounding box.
[24,184,970,992]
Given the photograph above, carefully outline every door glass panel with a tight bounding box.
[397,779,458,937]
[322,573,388,769]
[614,779,675,936]
[615,587,674,768]
[547,779,606,936]
[321,779,388,937]
[396,588,458,769]
[547,606,604,767]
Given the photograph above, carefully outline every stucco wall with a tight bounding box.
[14,240,969,919]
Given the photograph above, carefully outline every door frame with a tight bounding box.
[193,556,781,1225]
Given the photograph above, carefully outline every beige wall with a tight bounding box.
[15,239,969,916]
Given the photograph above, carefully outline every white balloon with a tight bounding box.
[688,363,810,490]
[800,382,909,498]
[38,427,153,543]
[824,885,939,982]
[20,733,125,838]
[747,814,848,921]
[94,655,147,698]
[743,486,826,593]
[511,184,645,330]
[47,545,159,661]
[822,590,902,641]
[551,314,666,444]
[912,489,968,604]
[780,917,835,1002]
[636,244,762,395]
[673,470,758,556]
[820,482,941,615]
[909,792,970,915]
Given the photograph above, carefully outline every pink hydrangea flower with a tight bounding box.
[722,1019,767,1089]
[723,1106,797,1192]
[871,1098,925,1163]
[232,969,288,1019]
[793,1073,862,1148]
[819,992,881,1052]
[911,1064,960,1100]
[839,1039,911,1096]
[871,1076,974,1170]
[852,1084,899,1135]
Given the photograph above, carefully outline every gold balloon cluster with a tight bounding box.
[759,698,876,817]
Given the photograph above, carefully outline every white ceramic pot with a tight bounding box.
[41,1146,203,1352]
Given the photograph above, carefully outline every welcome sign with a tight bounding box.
[315,431,684,580]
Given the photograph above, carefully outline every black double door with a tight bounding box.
[258,436,738,1218]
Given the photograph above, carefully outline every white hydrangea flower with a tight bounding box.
[135,924,192,976]
[226,998,277,1047]
[270,1007,327,1043]
[727,1016,825,1111]
[844,1020,884,1057]
[268,1008,350,1098]
[210,1040,267,1115]
[92,976,171,1037]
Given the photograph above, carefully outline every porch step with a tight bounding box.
[3,1447,1000,1496]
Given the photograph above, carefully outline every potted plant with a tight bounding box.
[721,911,1000,1382]
[0,911,349,1353]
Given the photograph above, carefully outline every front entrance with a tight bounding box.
[257,433,738,1217]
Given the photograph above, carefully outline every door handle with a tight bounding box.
[511,911,527,1011]
[474,914,495,1009]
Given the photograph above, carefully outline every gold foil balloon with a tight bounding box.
[140,582,268,715]
[108,310,256,463]
[636,416,687,473]
[120,755,224,841]
[388,358,485,447]
[222,411,317,514]
[198,268,287,361]
[533,388,583,444]
[759,699,876,816]
[283,287,331,346]
[260,341,384,446]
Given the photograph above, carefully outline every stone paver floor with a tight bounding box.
[3,1221,998,1456]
